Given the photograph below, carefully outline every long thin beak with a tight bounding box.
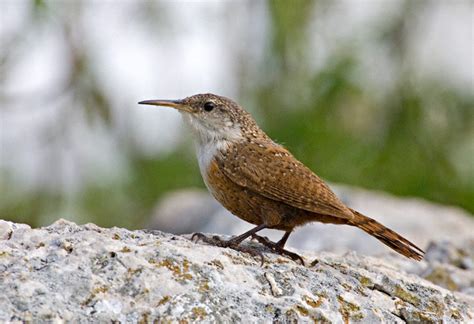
[138,99,193,113]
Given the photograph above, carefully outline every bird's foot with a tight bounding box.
[191,233,232,248]
[251,234,305,265]
[191,233,264,265]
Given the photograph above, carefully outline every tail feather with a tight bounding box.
[348,209,424,261]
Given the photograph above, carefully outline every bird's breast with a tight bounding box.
[196,140,231,194]
[200,154,265,225]
[195,141,258,224]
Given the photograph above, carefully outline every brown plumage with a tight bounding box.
[139,93,424,261]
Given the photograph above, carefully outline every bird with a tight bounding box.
[139,93,424,263]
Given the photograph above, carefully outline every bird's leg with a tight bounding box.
[251,230,290,249]
[191,224,267,264]
[251,231,305,265]
[251,230,290,248]
[276,231,291,248]
[192,223,267,246]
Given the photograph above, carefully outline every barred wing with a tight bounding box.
[216,140,353,220]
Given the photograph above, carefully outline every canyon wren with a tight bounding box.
[139,93,424,262]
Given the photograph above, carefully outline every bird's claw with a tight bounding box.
[251,234,305,265]
[190,232,265,266]
[191,232,207,243]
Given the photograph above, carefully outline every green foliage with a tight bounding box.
[252,0,474,214]
[78,149,203,228]
[1,1,472,228]
[1,149,203,228]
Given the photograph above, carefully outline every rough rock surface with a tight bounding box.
[0,219,473,322]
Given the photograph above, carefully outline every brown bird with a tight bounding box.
[139,93,424,262]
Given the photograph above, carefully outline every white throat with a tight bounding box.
[181,113,243,187]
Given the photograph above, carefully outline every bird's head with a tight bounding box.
[139,93,262,145]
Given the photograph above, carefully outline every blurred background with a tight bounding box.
[1,0,473,231]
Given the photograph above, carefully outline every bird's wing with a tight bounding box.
[216,140,353,220]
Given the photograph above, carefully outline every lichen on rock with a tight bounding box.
[0,219,473,322]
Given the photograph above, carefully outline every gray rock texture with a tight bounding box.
[0,219,473,322]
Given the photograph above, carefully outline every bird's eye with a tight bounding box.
[203,102,215,112]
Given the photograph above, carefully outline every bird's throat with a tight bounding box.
[182,113,243,146]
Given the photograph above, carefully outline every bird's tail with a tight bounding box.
[348,208,424,261]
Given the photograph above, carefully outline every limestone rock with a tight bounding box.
[0,219,473,322]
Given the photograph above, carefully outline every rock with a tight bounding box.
[149,185,474,257]
[0,220,30,240]
[0,219,473,322]
[148,189,221,234]
[420,240,474,295]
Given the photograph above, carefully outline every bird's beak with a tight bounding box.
[138,99,193,113]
